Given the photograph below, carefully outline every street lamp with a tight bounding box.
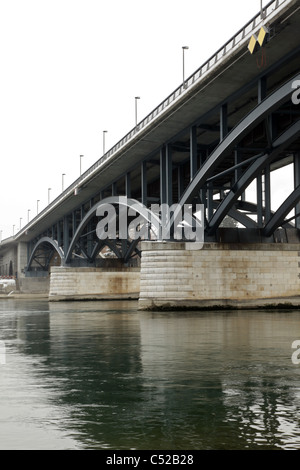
[27,209,31,223]
[260,0,265,19]
[19,218,22,230]
[103,131,107,155]
[80,155,84,175]
[135,97,140,127]
[182,46,189,89]
[62,173,66,192]
[37,200,40,215]
[48,188,51,205]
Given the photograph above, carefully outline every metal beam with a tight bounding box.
[263,185,300,237]
[258,76,267,103]
[264,165,271,223]
[206,119,300,234]
[166,144,173,206]
[190,126,198,180]
[160,147,167,205]
[63,215,70,256]
[256,173,263,228]
[220,104,228,142]
[125,172,131,198]
[141,161,147,206]
[294,153,300,229]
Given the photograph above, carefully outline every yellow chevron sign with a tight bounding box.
[248,26,269,54]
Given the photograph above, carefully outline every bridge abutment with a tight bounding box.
[138,241,300,310]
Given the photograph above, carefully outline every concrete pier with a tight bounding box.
[138,242,300,310]
[49,266,140,301]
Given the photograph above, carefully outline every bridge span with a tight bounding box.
[1,0,300,308]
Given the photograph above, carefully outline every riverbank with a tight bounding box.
[1,291,300,312]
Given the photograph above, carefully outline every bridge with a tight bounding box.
[1,0,300,308]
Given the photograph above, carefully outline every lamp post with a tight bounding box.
[27,209,31,223]
[19,218,22,230]
[48,188,51,205]
[103,131,107,155]
[135,97,140,127]
[37,200,40,215]
[13,225,15,236]
[182,46,189,89]
[62,173,66,192]
[80,155,84,175]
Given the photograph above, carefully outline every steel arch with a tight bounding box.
[26,237,64,271]
[207,120,300,234]
[170,73,300,235]
[64,197,161,264]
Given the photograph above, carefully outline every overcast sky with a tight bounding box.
[0,0,292,240]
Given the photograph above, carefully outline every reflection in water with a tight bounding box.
[0,299,300,449]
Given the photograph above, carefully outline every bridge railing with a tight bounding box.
[14,0,289,240]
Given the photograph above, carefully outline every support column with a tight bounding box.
[257,173,263,227]
[234,150,245,201]
[190,126,197,180]
[177,165,184,201]
[294,153,300,228]
[264,165,271,223]
[72,211,77,238]
[258,76,267,103]
[112,182,117,196]
[166,144,173,206]
[160,147,167,205]
[207,183,214,221]
[17,242,28,279]
[258,77,269,227]
[141,161,147,206]
[220,104,228,142]
[125,173,131,198]
[63,215,70,259]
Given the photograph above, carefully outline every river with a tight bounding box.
[0,298,300,450]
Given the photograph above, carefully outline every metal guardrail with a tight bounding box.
[13,0,289,240]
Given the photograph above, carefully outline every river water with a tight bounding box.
[0,298,300,450]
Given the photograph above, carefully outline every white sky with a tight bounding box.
[0,0,292,240]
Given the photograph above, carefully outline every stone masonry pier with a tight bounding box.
[138,242,300,310]
[49,266,140,301]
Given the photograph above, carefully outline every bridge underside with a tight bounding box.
[25,17,300,273]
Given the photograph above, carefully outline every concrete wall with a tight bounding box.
[19,277,50,295]
[139,242,300,310]
[0,245,17,277]
[49,266,140,301]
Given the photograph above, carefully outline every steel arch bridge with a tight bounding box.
[21,0,300,274]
